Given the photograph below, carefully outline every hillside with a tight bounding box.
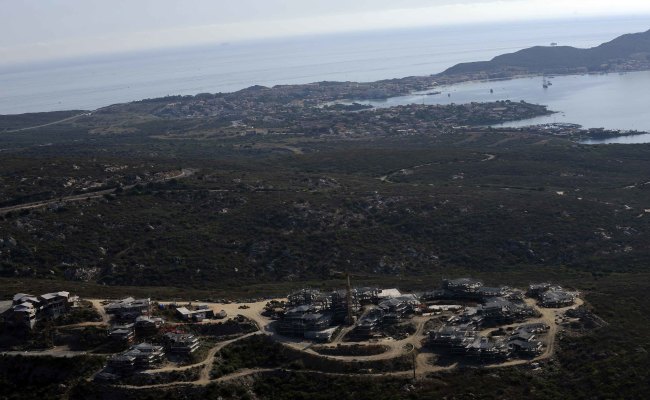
[444,28,650,75]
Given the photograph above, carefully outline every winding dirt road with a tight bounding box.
[5,294,586,389]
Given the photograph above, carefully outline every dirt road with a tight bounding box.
[5,294,586,388]
[89,299,110,325]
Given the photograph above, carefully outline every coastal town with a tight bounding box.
[0,277,596,388]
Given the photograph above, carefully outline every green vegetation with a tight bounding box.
[445,28,650,74]
[212,335,412,378]
[380,322,417,341]
[55,325,108,351]
[3,132,650,289]
[119,366,202,387]
[211,335,295,377]
[187,319,258,338]
[0,110,87,131]
[53,301,101,326]
[0,355,104,400]
[2,66,650,398]
[312,344,388,357]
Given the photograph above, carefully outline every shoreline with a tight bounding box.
[3,65,650,118]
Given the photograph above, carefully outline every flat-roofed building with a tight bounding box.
[164,333,200,354]
[277,305,333,337]
[135,316,165,334]
[7,291,73,329]
[10,302,37,329]
[508,339,543,356]
[443,278,483,294]
[175,306,214,322]
[105,298,151,321]
[540,289,576,308]
[128,343,165,369]
[40,291,71,318]
[109,323,135,343]
[107,354,137,375]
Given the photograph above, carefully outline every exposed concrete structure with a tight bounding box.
[105,298,151,321]
[5,291,74,329]
[164,333,200,354]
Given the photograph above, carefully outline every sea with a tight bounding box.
[360,71,650,134]
[1,16,649,117]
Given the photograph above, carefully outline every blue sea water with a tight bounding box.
[361,71,650,133]
[1,16,648,115]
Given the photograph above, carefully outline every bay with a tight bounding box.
[1,16,648,115]
[360,71,650,135]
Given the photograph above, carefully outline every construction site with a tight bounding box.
[0,277,590,389]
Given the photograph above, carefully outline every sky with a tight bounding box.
[1,0,650,65]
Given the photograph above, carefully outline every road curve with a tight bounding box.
[0,168,195,215]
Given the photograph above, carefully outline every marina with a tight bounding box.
[356,70,650,134]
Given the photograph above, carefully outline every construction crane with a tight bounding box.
[345,272,354,326]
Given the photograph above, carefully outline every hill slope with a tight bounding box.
[444,29,650,75]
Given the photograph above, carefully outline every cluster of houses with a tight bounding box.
[274,287,421,341]
[103,331,202,377]
[423,278,538,325]
[527,283,577,308]
[352,293,420,339]
[108,315,166,343]
[428,322,549,359]
[273,277,576,344]
[423,278,515,301]
[104,297,163,344]
[100,297,204,379]
[422,278,575,361]
[4,291,77,329]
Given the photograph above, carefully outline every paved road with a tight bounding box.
[1,346,87,358]
[3,112,91,134]
[0,168,195,215]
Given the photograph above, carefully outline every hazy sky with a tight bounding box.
[2,0,650,65]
